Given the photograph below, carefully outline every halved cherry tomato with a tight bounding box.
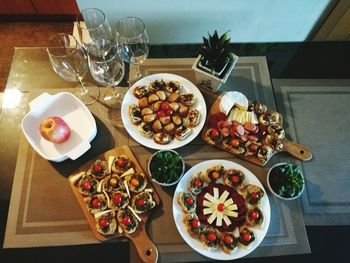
[191,219,200,229]
[99,218,109,228]
[249,143,258,152]
[113,193,122,205]
[137,198,146,207]
[230,175,240,183]
[130,178,139,187]
[207,232,216,241]
[194,180,202,187]
[217,203,225,212]
[243,232,252,242]
[93,165,102,172]
[117,159,125,167]
[224,235,234,245]
[250,192,259,200]
[160,102,170,111]
[109,177,118,186]
[211,129,219,137]
[92,198,101,208]
[122,215,131,225]
[82,181,92,191]
[251,210,260,220]
[211,171,220,180]
[185,197,193,204]
[230,138,240,147]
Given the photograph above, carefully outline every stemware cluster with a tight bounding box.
[47,8,149,108]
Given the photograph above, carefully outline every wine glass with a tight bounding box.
[116,16,149,82]
[76,8,114,51]
[87,40,125,109]
[47,33,100,105]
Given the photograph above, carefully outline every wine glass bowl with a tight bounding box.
[116,16,149,81]
[76,8,114,51]
[87,41,125,109]
[47,33,100,105]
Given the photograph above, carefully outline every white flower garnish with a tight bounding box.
[203,188,238,226]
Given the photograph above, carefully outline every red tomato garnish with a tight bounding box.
[165,109,173,116]
[93,165,102,172]
[231,175,240,183]
[122,215,131,225]
[156,111,165,119]
[160,102,170,111]
[109,177,118,186]
[99,218,109,228]
[217,203,225,212]
[191,219,200,229]
[194,180,202,187]
[251,192,259,200]
[211,171,220,180]
[230,138,240,147]
[243,232,252,242]
[210,129,219,137]
[117,159,125,167]
[207,232,216,241]
[224,235,234,245]
[130,178,139,187]
[112,193,123,205]
[251,210,260,220]
[249,144,258,152]
[185,197,193,204]
[137,198,146,207]
[92,198,101,209]
[82,181,92,191]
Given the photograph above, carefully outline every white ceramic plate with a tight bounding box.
[121,73,206,150]
[21,92,97,162]
[172,159,270,261]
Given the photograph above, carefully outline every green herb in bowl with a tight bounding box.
[267,162,305,200]
[148,150,185,186]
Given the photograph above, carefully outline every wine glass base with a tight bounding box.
[103,88,125,110]
[73,83,100,105]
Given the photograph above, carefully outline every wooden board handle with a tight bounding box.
[282,138,312,161]
[129,225,158,263]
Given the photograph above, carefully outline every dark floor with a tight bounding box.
[0,22,73,92]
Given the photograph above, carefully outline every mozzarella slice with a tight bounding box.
[216,212,223,226]
[223,215,232,226]
[203,208,213,215]
[207,211,218,224]
[219,190,229,203]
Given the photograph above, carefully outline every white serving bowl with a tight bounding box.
[21,92,97,162]
[148,149,185,186]
[266,162,305,200]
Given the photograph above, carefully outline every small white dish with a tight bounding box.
[148,149,185,186]
[266,162,305,201]
[21,92,97,162]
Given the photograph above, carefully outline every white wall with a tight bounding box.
[77,0,331,44]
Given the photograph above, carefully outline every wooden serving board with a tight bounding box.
[68,146,160,263]
[202,93,312,166]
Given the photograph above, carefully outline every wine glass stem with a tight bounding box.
[135,65,141,78]
[78,78,88,94]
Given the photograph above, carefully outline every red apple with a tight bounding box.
[39,116,71,144]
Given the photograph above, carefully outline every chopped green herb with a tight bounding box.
[149,151,184,184]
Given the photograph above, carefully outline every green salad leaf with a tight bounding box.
[149,151,184,184]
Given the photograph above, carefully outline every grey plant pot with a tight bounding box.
[192,54,239,93]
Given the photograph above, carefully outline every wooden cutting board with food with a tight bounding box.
[68,146,160,263]
[202,92,312,166]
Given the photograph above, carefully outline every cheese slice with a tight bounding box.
[204,193,216,203]
[225,210,238,218]
[203,208,213,215]
[223,215,232,226]
[219,91,249,115]
[207,211,218,225]
[216,212,223,226]
[218,191,229,203]
[225,204,237,211]
[223,198,234,206]
[213,187,219,199]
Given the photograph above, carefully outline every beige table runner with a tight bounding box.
[3,53,309,262]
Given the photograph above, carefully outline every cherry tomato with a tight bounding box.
[251,192,259,200]
[211,129,219,137]
[231,175,240,183]
[130,178,139,187]
[165,109,173,116]
[109,177,118,186]
[249,144,258,152]
[243,232,252,242]
[117,159,125,167]
[211,171,220,180]
[251,210,260,220]
[122,215,131,225]
[194,180,202,187]
[99,218,109,228]
[207,232,216,242]
[185,197,193,204]
[137,198,146,207]
[82,181,92,191]
[191,219,200,229]
[113,193,123,205]
[160,102,170,112]
[224,235,234,245]
[230,138,240,147]
[217,203,225,212]
[93,165,102,173]
[156,111,165,119]
[92,198,101,209]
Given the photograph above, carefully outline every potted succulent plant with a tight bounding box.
[192,30,238,93]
